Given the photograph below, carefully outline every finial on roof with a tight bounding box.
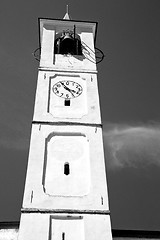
[63,5,71,20]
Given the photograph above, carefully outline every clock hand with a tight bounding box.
[61,82,79,94]
[60,82,75,97]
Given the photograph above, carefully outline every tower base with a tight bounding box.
[18,212,112,240]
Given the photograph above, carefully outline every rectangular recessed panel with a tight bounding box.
[49,75,87,119]
[50,216,85,240]
[43,133,90,197]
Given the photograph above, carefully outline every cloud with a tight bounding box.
[103,123,160,169]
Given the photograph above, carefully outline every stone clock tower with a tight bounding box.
[18,13,112,240]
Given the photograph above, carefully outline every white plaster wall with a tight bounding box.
[23,124,109,211]
[40,24,55,67]
[18,213,112,240]
[33,71,101,124]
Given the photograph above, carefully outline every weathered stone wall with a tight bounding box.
[0,229,18,240]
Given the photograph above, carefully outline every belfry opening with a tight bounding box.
[54,28,82,55]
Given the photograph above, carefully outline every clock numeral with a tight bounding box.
[53,87,59,94]
[66,94,69,98]
[56,84,61,88]
[77,89,82,95]
[66,81,69,85]
[60,93,64,97]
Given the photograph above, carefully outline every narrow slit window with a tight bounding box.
[64,162,70,175]
[62,232,65,240]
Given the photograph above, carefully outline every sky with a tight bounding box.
[0,0,160,231]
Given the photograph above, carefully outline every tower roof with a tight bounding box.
[63,5,71,20]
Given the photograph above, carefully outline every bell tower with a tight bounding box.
[18,12,112,240]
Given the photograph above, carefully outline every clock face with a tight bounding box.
[52,80,83,99]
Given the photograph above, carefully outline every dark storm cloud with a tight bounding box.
[103,123,160,169]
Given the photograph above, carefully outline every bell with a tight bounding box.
[62,32,73,41]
